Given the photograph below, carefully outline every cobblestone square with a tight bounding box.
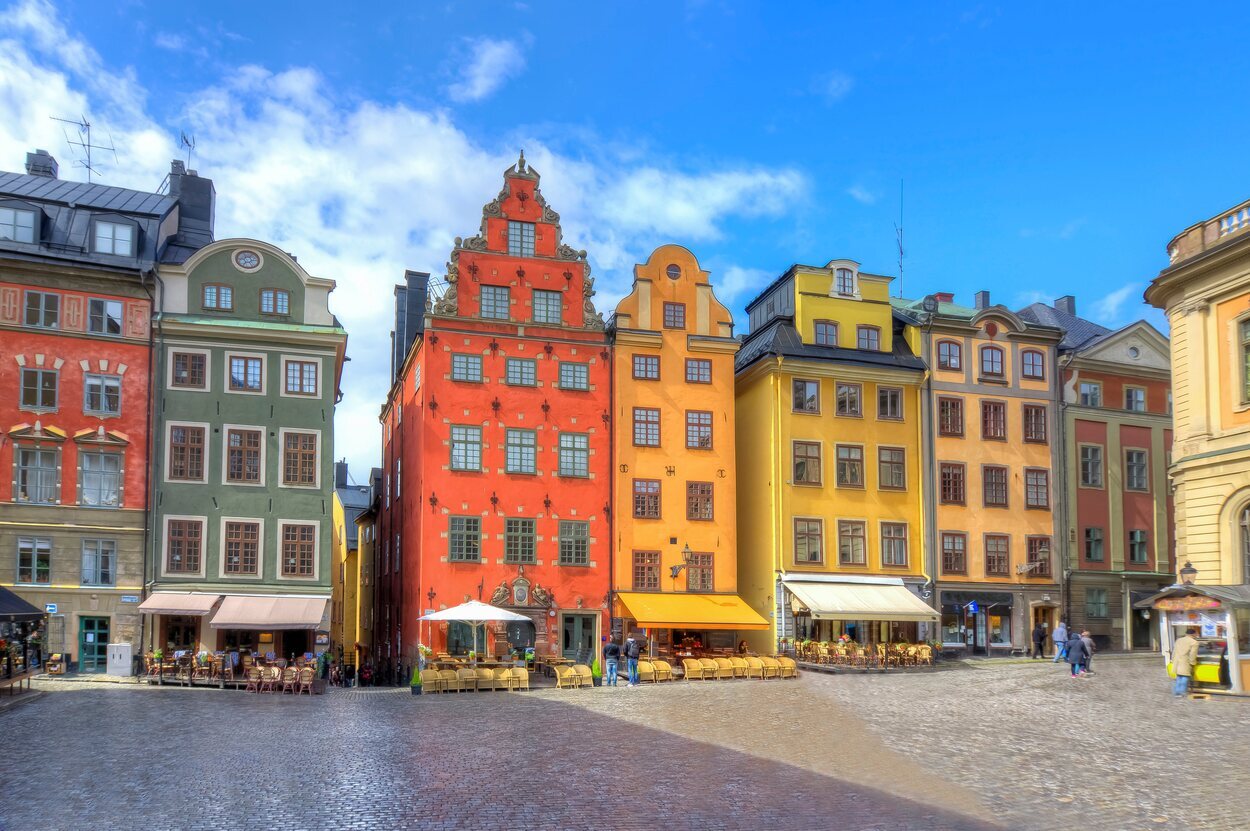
[1,657,1245,831]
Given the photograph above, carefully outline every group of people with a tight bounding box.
[1031,621,1096,677]
[600,635,644,686]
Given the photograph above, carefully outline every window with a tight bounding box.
[1023,405,1047,443]
[203,284,233,310]
[1085,587,1108,618]
[20,368,57,410]
[281,523,316,577]
[686,552,713,591]
[633,407,660,446]
[941,533,967,573]
[686,481,713,521]
[226,429,262,483]
[1080,446,1104,487]
[84,374,121,415]
[224,522,260,575]
[282,431,318,485]
[980,346,1004,377]
[0,206,36,242]
[1124,386,1146,412]
[838,521,867,565]
[505,429,537,474]
[686,411,712,449]
[793,441,822,485]
[1126,449,1149,491]
[558,520,590,565]
[632,551,660,590]
[507,220,535,256]
[504,518,537,564]
[633,479,661,519]
[940,463,965,504]
[857,326,880,351]
[794,518,824,563]
[24,291,59,329]
[451,354,483,382]
[981,401,1006,440]
[983,465,1008,507]
[532,289,562,324]
[228,356,263,392]
[814,320,838,346]
[450,426,482,471]
[449,517,481,562]
[94,220,133,255]
[166,520,202,573]
[1022,350,1045,380]
[685,358,712,384]
[878,387,902,420]
[558,432,589,477]
[938,397,964,436]
[985,535,1009,576]
[663,302,686,329]
[79,451,120,507]
[632,355,660,380]
[81,539,115,585]
[878,448,906,490]
[1129,529,1149,563]
[1025,469,1050,508]
[168,425,205,480]
[505,358,537,386]
[836,382,862,416]
[1026,537,1052,577]
[881,523,908,567]
[1084,527,1104,562]
[835,267,856,295]
[17,537,51,584]
[87,299,123,335]
[836,445,864,487]
[559,362,589,390]
[260,289,290,315]
[793,379,820,413]
[480,285,510,320]
[285,361,318,395]
[172,352,206,389]
[937,340,961,370]
[1079,382,1102,407]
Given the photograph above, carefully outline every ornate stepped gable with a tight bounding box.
[432,152,604,330]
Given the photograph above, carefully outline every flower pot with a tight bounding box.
[410,685,422,696]
[592,676,602,687]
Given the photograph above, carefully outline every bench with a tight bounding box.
[0,670,35,696]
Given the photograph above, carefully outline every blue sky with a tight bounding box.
[2,1,1247,475]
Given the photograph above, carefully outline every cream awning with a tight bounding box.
[209,595,329,630]
[137,592,221,616]
[784,579,938,622]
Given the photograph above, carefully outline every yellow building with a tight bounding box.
[895,292,1063,655]
[330,462,371,669]
[735,259,936,654]
[610,245,767,655]
[353,484,378,669]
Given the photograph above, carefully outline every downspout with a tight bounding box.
[1058,352,1074,630]
[919,315,936,608]
[773,356,785,651]
[143,267,167,654]
[606,331,616,647]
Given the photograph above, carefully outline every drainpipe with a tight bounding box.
[920,314,938,635]
[142,267,167,654]
[773,356,786,651]
[1058,352,1074,630]
[606,332,615,647]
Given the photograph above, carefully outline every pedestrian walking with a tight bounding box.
[1065,631,1089,678]
[602,636,620,687]
[623,635,641,686]
[1171,626,1200,697]
[1051,620,1069,663]
[1031,622,1047,659]
[1080,630,1096,673]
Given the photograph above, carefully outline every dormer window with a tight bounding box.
[0,206,36,243]
[93,220,134,256]
[507,220,535,257]
[835,267,856,296]
[203,284,233,311]
[261,289,290,316]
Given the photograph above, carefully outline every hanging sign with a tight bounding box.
[1155,596,1221,611]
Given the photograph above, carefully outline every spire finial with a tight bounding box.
[517,149,526,173]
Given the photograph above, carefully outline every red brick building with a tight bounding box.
[377,154,611,673]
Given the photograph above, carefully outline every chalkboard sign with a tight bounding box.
[610,617,623,642]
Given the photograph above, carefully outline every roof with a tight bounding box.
[1016,302,1112,351]
[1134,584,1250,609]
[0,170,175,215]
[735,314,925,374]
[336,484,372,548]
[891,296,980,318]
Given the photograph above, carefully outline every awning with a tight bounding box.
[785,580,938,622]
[0,586,45,623]
[209,595,329,630]
[615,592,770,630]
[137,592,222,616]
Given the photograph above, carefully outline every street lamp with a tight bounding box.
[669,544,694,580]
[1179,561,1198,586]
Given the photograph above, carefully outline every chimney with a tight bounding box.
[934,292,955,304]
[167,159,216,247]
[334,460,349,489]
[25,149,58,178]
[392,271,430,385]
[1054,295,1076,316]
[974,290,991,310]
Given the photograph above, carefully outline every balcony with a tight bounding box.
[1167,199,1250,265]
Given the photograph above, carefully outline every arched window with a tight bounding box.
[1022,349,1045,380]
[937,340,962,370]
[1241,507,1250,581]
[980,345,1004,378]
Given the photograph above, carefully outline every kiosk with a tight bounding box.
[1136,582,1250,696]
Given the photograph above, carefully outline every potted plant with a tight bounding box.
[410,665,422,696]
[591,657,603,687]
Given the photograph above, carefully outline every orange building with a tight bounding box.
[609,245,767,655]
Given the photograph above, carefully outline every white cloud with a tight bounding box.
[1090,282,1142,326]
[847,184,876,205]
[815,71,854,103]
[446,37,526,103]
[0,2,804,476]
[154,32,185,51]
[717,265,773,305]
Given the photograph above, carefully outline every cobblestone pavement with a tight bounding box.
[1,658,1243,830]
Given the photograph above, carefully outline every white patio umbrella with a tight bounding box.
[419,600,530,659]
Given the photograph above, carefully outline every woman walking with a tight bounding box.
[1065,631,1089,678]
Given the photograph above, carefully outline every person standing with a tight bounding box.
[1031,622,1047,659]
[602,636,621,687]
[1080,630,1096,674]
[1051,620,1069,663]
[1065,631,1088,678]
[1171,627,1200,697]
[623,635,641,686]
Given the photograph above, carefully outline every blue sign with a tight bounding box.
[967,601,979,614]
[120,595,139,603]
[44,603,57,614]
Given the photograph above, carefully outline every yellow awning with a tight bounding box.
[616,592,770,630]
[785,580,938,622]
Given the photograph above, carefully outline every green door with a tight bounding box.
[79,616,110,673]
[561,614,596,661]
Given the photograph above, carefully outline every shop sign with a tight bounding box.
[1155,596,1221,611]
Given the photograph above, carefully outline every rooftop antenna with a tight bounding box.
[894,179,904,298]
[50,114,117,183]
[179,131,196,169]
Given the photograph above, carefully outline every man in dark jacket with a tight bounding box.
[602,636,621,687]
[1065,632,1089,677]
[1031,623,1047,659]
[623,636,642,686]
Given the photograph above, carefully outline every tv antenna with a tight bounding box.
[894,179,904,298]
[50,115,117,183]
[179,131,196,169]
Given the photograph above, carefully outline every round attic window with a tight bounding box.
[1128,346,1140,359]
[234,250,262,271]
[666,264,681,280]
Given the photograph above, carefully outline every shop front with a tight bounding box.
[1,585,46,679]
[783,575,939,649]
[1137,583,1250,696]
[614,592,770,660]
[937,588,1058,656]
[208,595,331,662]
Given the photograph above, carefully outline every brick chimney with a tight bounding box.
[168,160,216,247]
[974,290,991,310]
[334,460,350,489]
[1054,295,1076,316]
[934,292,955,304]
[25,149,58,178]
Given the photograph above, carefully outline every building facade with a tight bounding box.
[331,461,371,667]
[378,155,612,671]
[736,260,934,654]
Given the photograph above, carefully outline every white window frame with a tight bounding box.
[92,219,134,256]
[277,427,322,490]
[218,516,265,579]
[276,519,321,581]
[164,421,211,484]
[221,424,268,488]
[160,514,208,578]
[166,347,211,392]
[224,351,267,396]
[0,206,37,243]
[83,373,122,417]
[280,355,321,398]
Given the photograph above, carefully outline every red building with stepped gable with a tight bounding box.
[377,154,612,673]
